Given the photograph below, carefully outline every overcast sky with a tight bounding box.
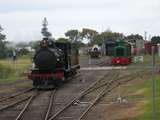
[0,0,159,42]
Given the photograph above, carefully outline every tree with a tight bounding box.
[0,25,6,40]
[91,31,124,46]
[92,34,104,45]
[65,29,80,42]
[151,36,160,44]
[125,34,144,45]
[75,41,85,48]
[29,41,40,51]
[81,28,98,43]
[16,42,28,48]
[100,31,124,41]
[0,25,7,58]
[41,18,52,38]
[56,38,68,43]
[126,34,143,40]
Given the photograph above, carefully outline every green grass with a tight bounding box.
[136,75,160,120]
[143,55,160,65]
[129,55,160,69]
[0,57,32,83]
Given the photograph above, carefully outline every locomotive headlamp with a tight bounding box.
[57,58,60,61]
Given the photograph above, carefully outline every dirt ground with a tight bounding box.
[84,69,149,120]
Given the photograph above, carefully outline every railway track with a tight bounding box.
[0,68,147,120]
[14,90,54,120]
[47,69,145,120]
[78,69,147,120]
[0,88,33,103]
[44,90,57,120]
[0,89,35,112]
[47,71,119,120]
[88,57,112,66]
[0,72,80,102]
[0,71,83,120]
[15,91,40,120]
[0,90,53,120]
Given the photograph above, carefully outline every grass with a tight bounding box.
[0,57,32,83]
[136,75,160,120]
[115,70,160,120]
[128,54,160,119]
[143,55,160,65]
[143,55,156,65]
[129,55,160,69]
[113,54,160,120]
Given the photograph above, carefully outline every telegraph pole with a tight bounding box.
[151,46,157,120]
[144,31,147,41]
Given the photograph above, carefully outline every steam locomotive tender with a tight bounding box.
[28,38,80,89]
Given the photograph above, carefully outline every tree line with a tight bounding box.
[0,25,160,59]
[0,25,10,59]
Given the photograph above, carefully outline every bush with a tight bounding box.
[0,64,12,79]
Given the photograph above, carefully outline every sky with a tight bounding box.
[0,0,160,42]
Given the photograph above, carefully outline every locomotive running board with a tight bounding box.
[80,66,127,71]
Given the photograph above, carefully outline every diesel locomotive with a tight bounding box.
[28,38,80,89]
[111,40,132,65]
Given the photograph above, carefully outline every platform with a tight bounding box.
[80,66,127,70]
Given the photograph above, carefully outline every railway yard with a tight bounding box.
[0,55,154,120]
[1,0,160,119]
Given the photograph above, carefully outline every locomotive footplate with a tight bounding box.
[28,71,64,80]
[28,73,56,80]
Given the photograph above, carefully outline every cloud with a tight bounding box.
[0,0,160,42]
[1,0,159,12]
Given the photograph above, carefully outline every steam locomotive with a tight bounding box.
[28,38,80,89]
[88,45,101,58]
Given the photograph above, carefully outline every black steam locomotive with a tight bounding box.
[28,38,80,89]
